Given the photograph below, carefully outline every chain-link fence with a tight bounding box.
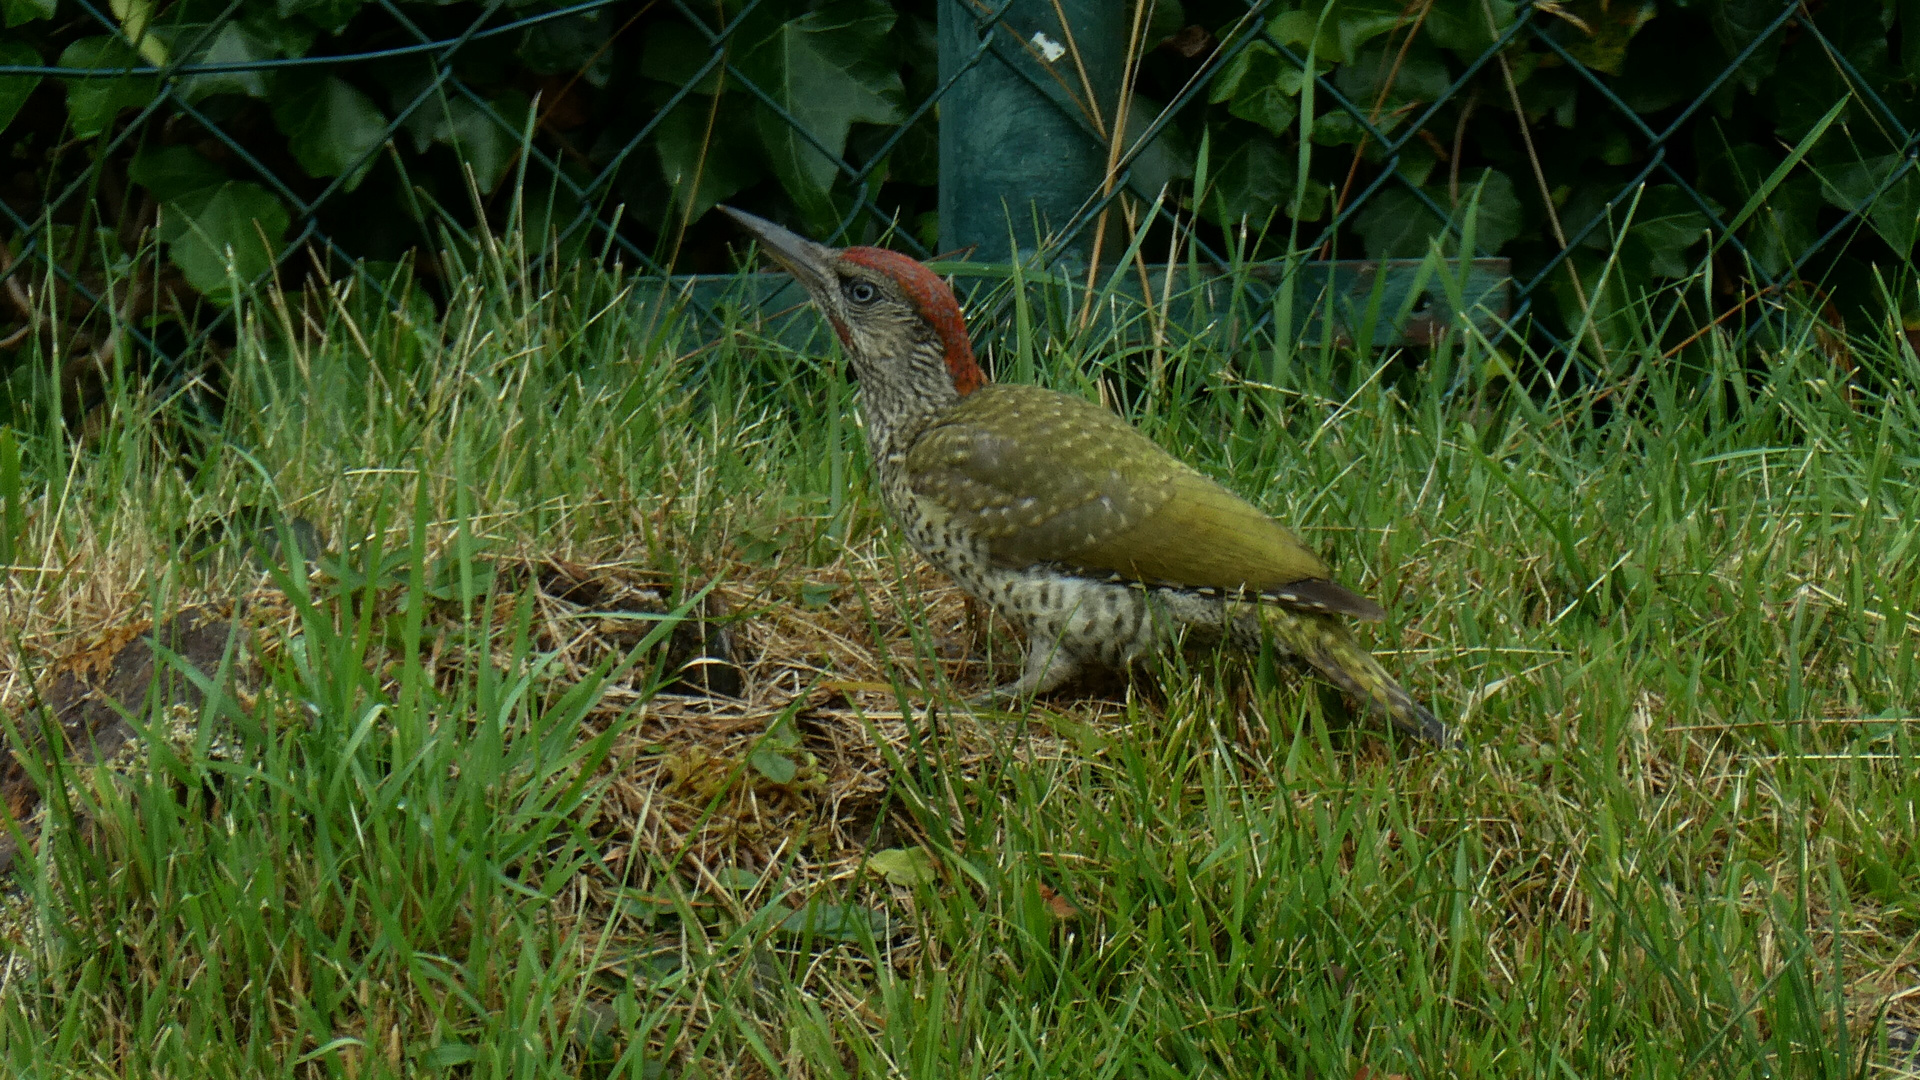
[2,0,1916,411]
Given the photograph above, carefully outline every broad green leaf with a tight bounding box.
[1356,170,1520,258]
[408,90,531,195]
[1740,175,1820,277]
[739,0,904,231]
[275,0,360,36]
[1620,184,1713,278]
[1205,132,1326,225]
[425,554,497,602]
[58,37,160,138]
[1212,44,1300,136]
[1355,185,1445,258]
[1334,39,1450,118]
[128,145,227,201]
[2,0,54,27]
[1560,0,1658,76]
[1424,0,1518,54]
[520,8,614,85]
[1270,0,1405,64]
[1459,169,1523,255]
[1708,0,1784,83]
[107,0,166,66]
[1551,249,1640,357]
[1817,154,1920,256]
[0,41,40,134]
[154,180,292,302]
[1309,110,1370,147]
[866,847,937,887]
[274,75,387,190]
[653,100,760,225]
[180,23,272,103]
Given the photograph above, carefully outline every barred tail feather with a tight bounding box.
[1263,609,1455,747]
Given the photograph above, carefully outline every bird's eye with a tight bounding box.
[844,279,878,305]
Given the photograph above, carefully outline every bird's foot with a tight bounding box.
[964,640,1079,711]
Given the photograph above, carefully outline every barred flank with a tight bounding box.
[1263,608,1455,747]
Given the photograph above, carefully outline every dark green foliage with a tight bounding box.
[0,0,1915,415]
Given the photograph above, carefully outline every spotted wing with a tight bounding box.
[904,384,1385,619]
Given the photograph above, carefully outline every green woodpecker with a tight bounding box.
[723,208,1449,745]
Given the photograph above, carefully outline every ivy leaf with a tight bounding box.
[274,74,388,190]
[1211,43,1300,136]
[1708,0,1784,84]
[2,0,54,27]
[0,41,41,134]
[1356,185,1444,258]
[1620,185,1713,279]
[520,8,614,85]
[653,98,760,225]
[1269,0,1405,64]
[129,145,225,200]
[1356,170,1520,258]
[1456,169,1523,255]
[132,149,290,302]
[161,184,291,302]
[1425,0,1518,55]
[1741,174,1819,278]
[1558,0,1658,76]
[180,23,272,102]
[738,0,904,232]
[408,90,532,195]
[1335,40,1450,121]
[1818,154,1920,257]
[274,0,360,36]
[58,37,160,138]
[1205,131,1326,225]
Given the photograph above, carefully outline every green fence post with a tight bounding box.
[938,0,1123,263]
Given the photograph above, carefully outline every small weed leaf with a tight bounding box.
[866,846,937,887]
[748,747,799,785]
[774,900,884,943]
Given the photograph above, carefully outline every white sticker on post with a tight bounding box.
[1030,31,1067,62]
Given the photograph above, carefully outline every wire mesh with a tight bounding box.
[0,0,1915,395]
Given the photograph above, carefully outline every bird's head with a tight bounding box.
[722,207,985,410]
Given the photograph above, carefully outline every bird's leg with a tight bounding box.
[969,632,1079,706]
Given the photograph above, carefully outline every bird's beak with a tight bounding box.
[720,206,837,297]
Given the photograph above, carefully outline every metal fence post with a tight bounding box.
[937,0,1123,263]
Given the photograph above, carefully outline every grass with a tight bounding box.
[0,234,1916,1079]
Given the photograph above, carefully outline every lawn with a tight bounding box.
[0,245,1916,1078]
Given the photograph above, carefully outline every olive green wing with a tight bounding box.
[905,385,1384,619]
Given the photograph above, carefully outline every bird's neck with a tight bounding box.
[850,343,967,460]
[858,383,948,465]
